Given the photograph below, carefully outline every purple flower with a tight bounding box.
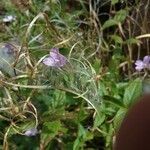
[24,128,38,137]
[143,56,150,65]
[43,48,67,68]
[135,55,150,71]
[135,60,144,71]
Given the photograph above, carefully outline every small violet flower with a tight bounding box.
[24,128,38,137]
[2,15,16,23]
[43,48,67,68]
[135,55,150,71]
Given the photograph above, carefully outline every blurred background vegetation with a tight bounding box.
[0,0,149,149]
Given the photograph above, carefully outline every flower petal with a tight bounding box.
[43,57,57,66]
[57,55,67,67]
[143,55,150,64]
[43,48,67,67]
[49,48,59,58]
[24,128,38,136]
[135,60,144,71]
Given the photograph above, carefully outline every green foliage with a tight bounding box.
[73,124,93,150]
[111,0,119,5]
[0,0,149,149]
[123,78,142,106]
[102,9,128,29]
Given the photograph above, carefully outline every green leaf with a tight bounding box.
[92,58,101,74]
[94,112,106,128]
[98,81,108,96]
[125,38,140,45]
[111,35,123,44]
[73,124,93,150]
[106,124,114,147]
[77,105,88,122]
[102,19,118,30]
[111,0,119,5]
[114,10,128,22]
[42,121,62,138]
[123,78,142,106]
[103,95,124,108]
[73,124,85,150]
[113,108,127,130]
